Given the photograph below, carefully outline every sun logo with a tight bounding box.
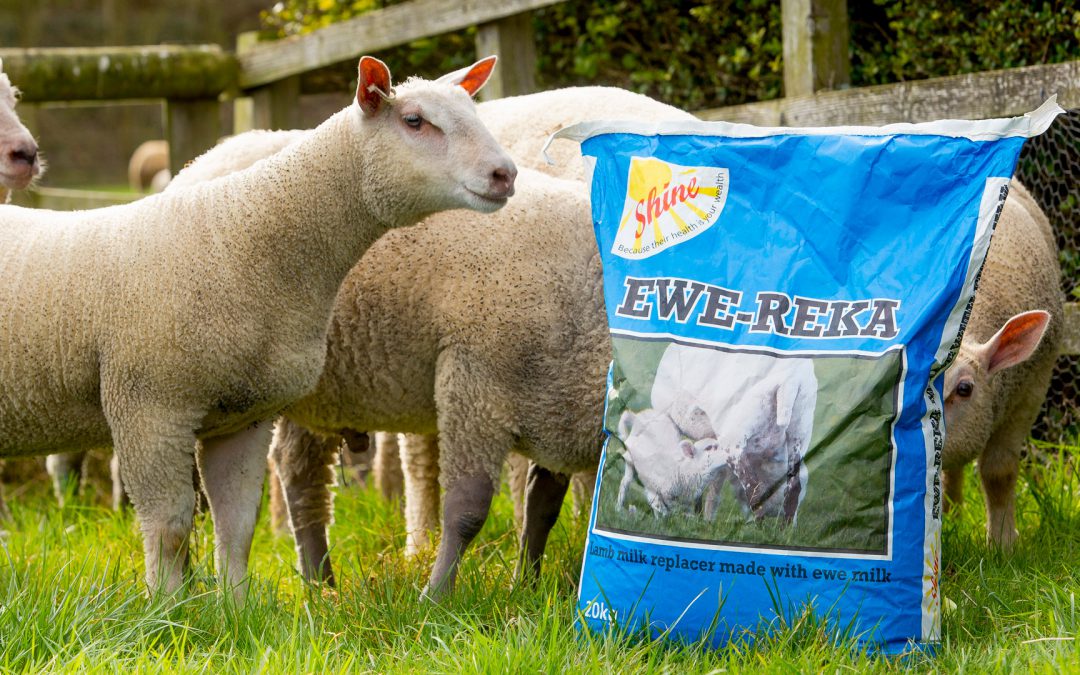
[613,157,729,259]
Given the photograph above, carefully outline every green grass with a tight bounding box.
[1,446,1079,673]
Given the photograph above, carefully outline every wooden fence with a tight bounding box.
[2,0,1078,347]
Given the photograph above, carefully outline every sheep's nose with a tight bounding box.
[10,143,37,167]
[490,162,517,198]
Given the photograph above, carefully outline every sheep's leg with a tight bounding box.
[46,451,86,506]
[423,471,496,601]
[702,472,726,520]
[942,468,964,513]
[108,411,198,596]
[782,450,803,525]
[646,491,668,517]
[570,470,597,518]
[197,421,272,602]
[108,454,131,511]
[617,456,635,510]
[373,432,404,501]
[516,463,570,583]
[269,417,340,585]
[340,429,372,486]
[400,433,440,557]
[267,458,289,536]
[506,452,529,535]
[423,354,508,600]
[978,433,1024,549]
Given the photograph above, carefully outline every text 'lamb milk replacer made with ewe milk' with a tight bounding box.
[549,98,1063,653]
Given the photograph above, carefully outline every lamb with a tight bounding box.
[941,181,1062,548]
[650,346,816,524]
[0,58,41,204]
[0,55,515,599]
[615,407,730,516]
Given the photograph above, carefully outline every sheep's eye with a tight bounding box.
[403,113,423,128]
[956,381,974,398]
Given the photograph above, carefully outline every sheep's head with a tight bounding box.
[942,309,1050,467]
[0,58,42,194]
[351,55,516,221]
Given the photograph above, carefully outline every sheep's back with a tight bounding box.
[478,87,697,182]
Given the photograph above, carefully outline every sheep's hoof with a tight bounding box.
[419,584,446,604]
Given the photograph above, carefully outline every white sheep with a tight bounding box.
[941,181,1062,548]
[0,55,515,599]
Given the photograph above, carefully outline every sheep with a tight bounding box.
[0,55,516,599]
[43,131,348,513]
[0,59,41,204]
[941,180,1062,549]
[127,140,169,193]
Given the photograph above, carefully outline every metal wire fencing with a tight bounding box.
[1016,108,1080,443]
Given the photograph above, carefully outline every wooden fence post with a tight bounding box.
[474,11,537,101]
[782,0,850,98]
[234,32,258,134]
[251,75,302,130]
[236,31,301,132]
[165,99,220,177]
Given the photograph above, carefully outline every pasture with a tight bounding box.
[1,446,1077,672]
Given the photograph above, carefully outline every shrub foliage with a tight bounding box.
[259,0,1080,110]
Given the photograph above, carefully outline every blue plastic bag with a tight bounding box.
[551,99,1062,653]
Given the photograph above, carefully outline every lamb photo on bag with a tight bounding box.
[596,339,900,554]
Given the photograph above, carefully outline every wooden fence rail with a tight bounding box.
[0,46,235,102]
[0,45,236,176]
[698,61,1080,126]
[236,0,562,90]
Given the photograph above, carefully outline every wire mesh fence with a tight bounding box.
[1016,108,1080,443]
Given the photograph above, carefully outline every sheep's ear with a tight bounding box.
[618,410,636,439]
[980,310,1051,376]
[680,440,695,459]
[356,56,392,115]
[436,56,497,97]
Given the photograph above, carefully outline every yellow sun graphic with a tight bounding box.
[614,157,729,259]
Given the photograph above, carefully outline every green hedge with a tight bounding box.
[260,0,1080,110]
